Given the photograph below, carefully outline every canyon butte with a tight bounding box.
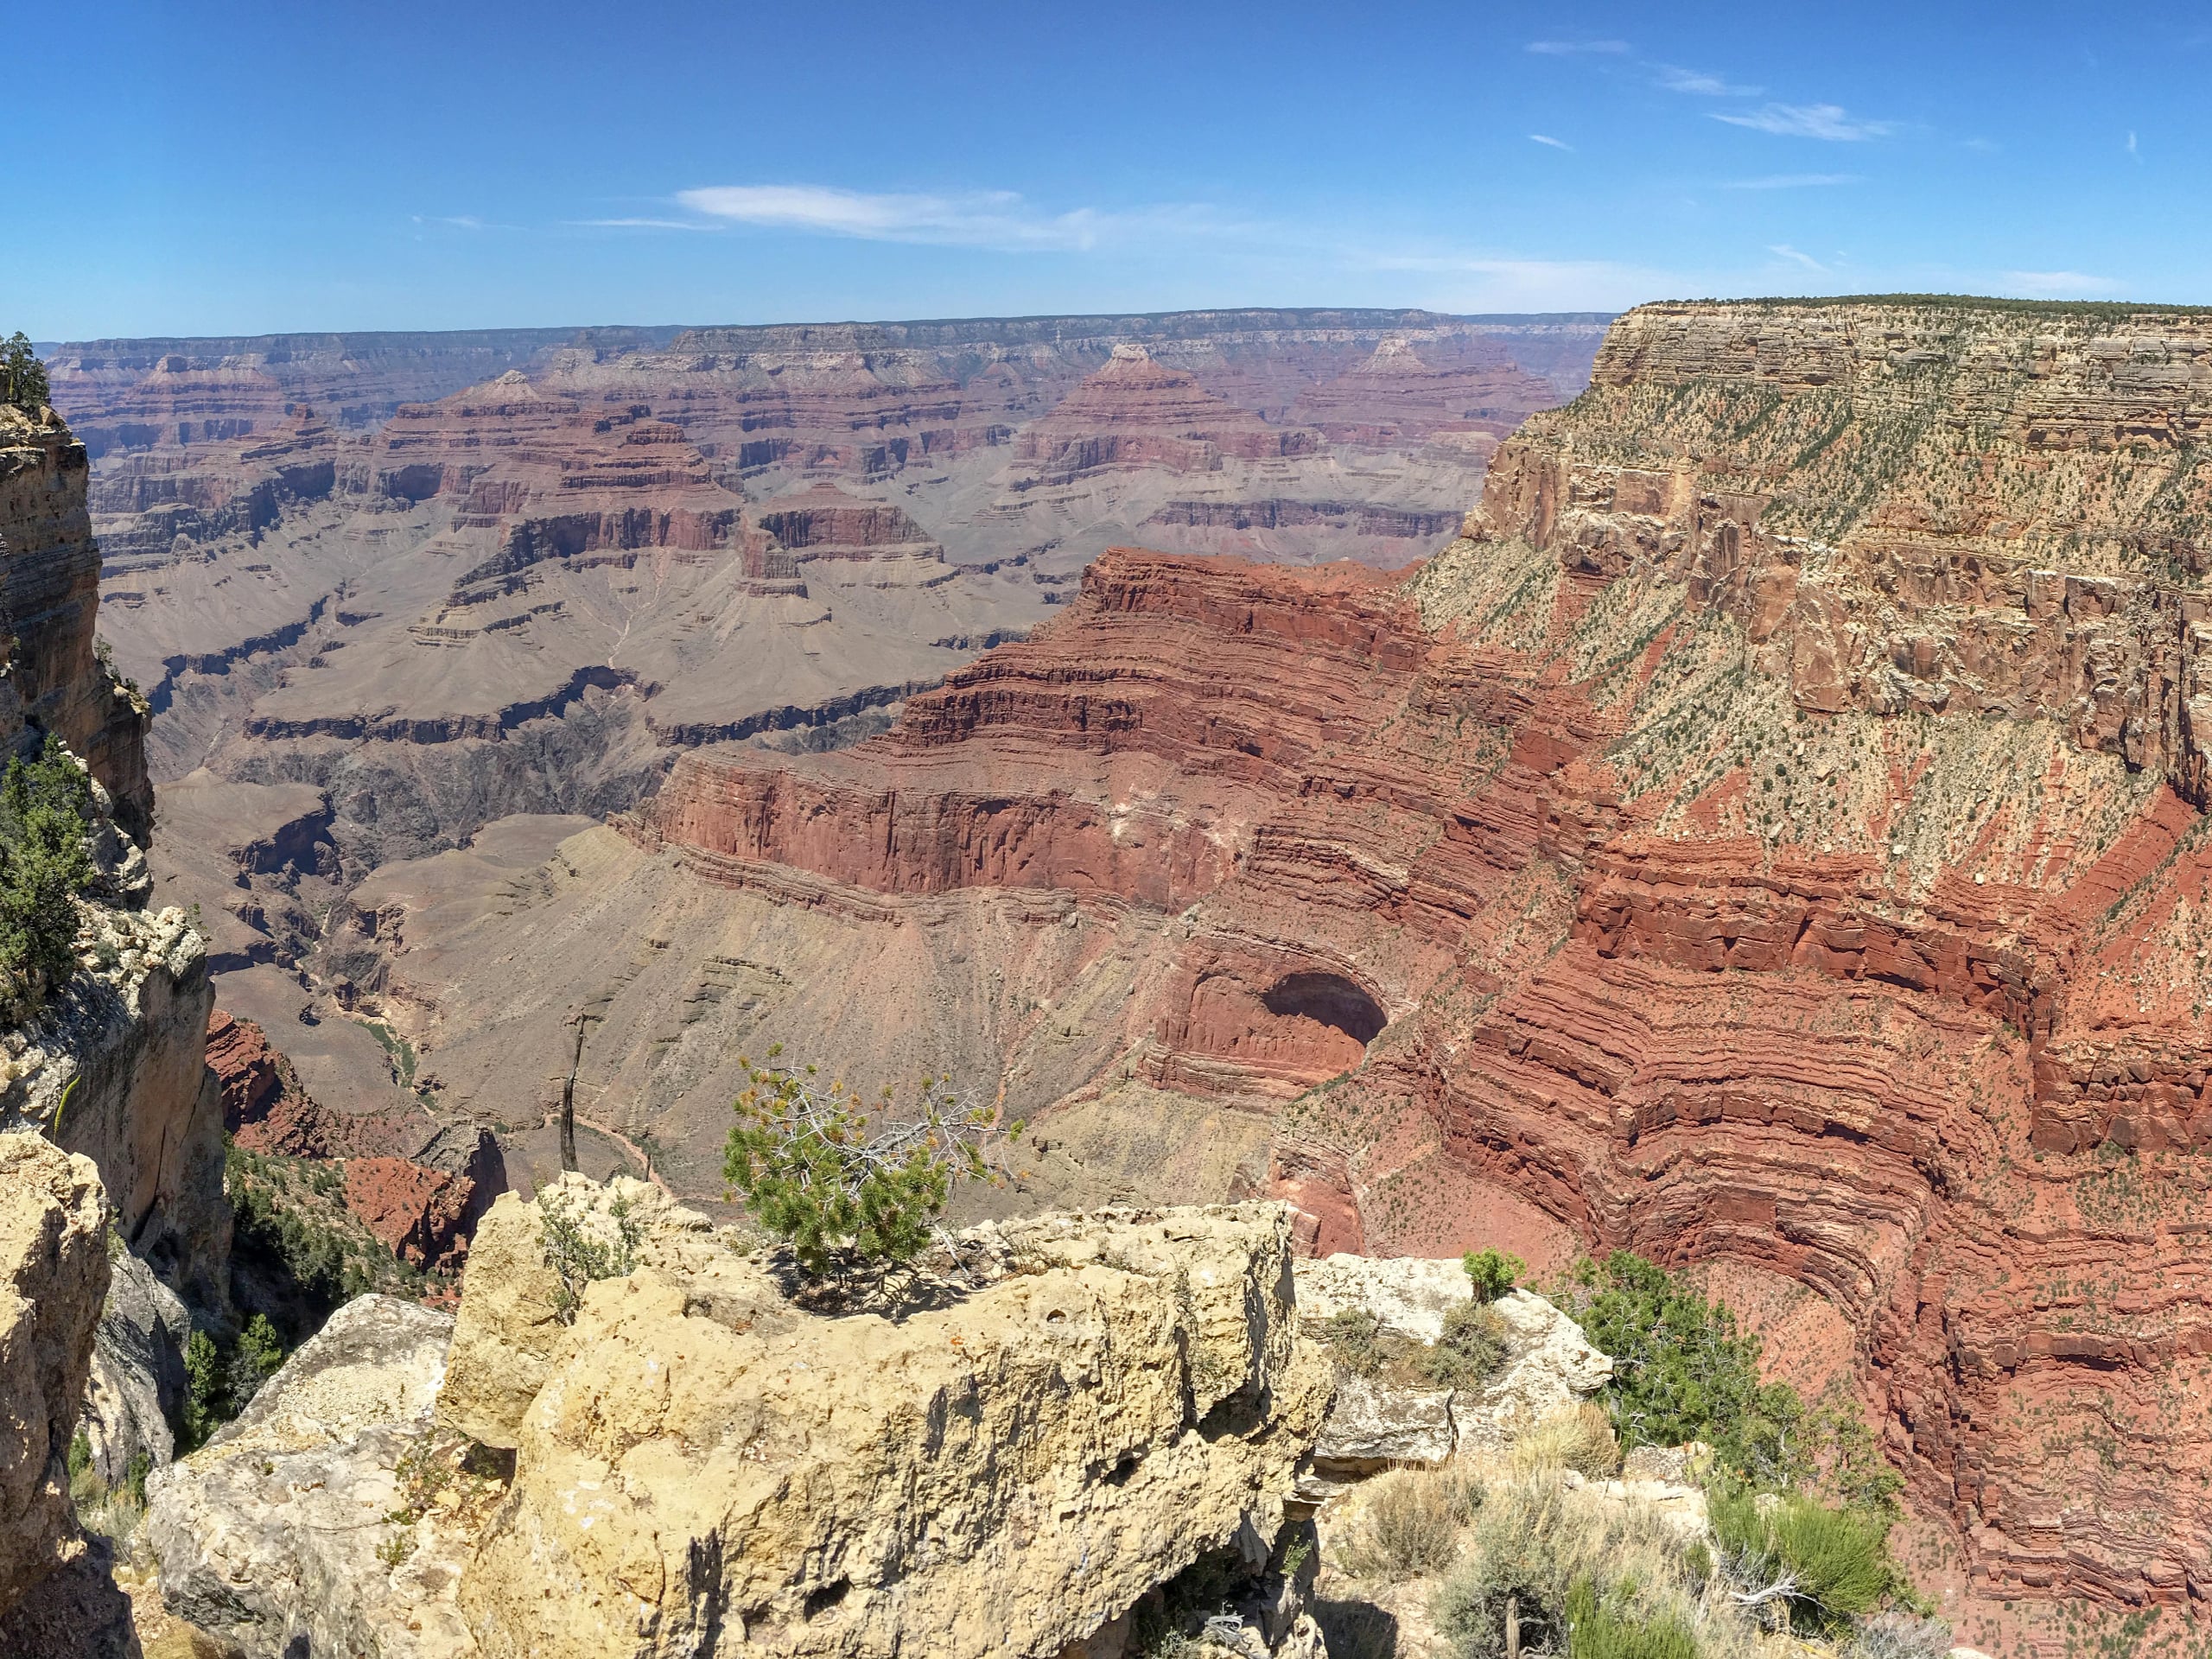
[15,293,2212,1651]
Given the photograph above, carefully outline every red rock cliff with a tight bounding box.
[627,298,2212,1617]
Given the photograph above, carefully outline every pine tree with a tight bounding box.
[0,334,49,412]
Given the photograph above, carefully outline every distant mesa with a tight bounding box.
[1014,343,1322,481]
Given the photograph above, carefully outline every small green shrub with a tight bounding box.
[0,334,48,413]
[1463,1248,1525,1303]
[229,1313,285,1408]
[1563,1576,1700,1659]
[1421,1300,1510,1390]
[182,1329,225,1451]
[1554,1250,1804,1483]
[179,1313,291,1452]
[1512,1402,1621,1480]
[724,1047,1022,1279]
[1319,1302,1508,1392]
[1321,1306,1392,1376]
[0,734,94,1006]
[538,1183,645,1321]
[124,1451,150,1510]
[1710,1484,1891,1634]
[1341,1466,1478,1580]
[1435,1478,1721,1659]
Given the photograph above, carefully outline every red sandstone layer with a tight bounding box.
[629,508,2212,1609]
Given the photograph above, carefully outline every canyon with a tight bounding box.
[44,308,1602,1153]
[39,294,2212,1643]
[304,297,2212,1641]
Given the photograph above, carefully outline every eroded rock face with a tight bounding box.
[0,404,152,836]
[441,1187,1331,1659]
[0,1131,111,1620]
[607,300,2212,1613]
[4,906,227,1305]
[79,1243,188,1490]
[144,1294,466,1659]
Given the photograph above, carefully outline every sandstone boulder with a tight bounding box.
[1293,1259,1613,1486]
[1294,1252,1477,1341]
[0,1131,111,1620]
[435,1173,744,1449]
[447,1192,1332,1659]
[1456,1288,1614,1447]
[145,1294,469,1659]
[1307,1372,1456,1471]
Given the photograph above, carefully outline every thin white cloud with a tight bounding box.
[1526,39,1630,54]
[2126,130,2141,160]
[1963,137,2000,153]
[1769,245,1827,271]
[1712,103,1897,141]
[1722,174,1862,189]
[671,184,1222,252]
[2002,270,2125,297]
[1653,64,1760,96]
[412,214,486,230]
[1529,134,1574,151]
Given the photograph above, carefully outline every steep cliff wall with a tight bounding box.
[0,406,152,836]
[620,299,2212,1617]
[0,404,226,1299]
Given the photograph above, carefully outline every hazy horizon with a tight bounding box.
[12,0,2211,338]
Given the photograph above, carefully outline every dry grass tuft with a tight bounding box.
[1509,1401,1621,1480]
[1335,1465,1481,1581]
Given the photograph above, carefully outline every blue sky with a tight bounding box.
[10,0,2211,338]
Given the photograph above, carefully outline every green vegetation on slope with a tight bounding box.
[0,734,94,1008]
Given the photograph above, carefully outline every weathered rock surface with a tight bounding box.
[0,1131,111,1620]
[440,1185,1330,1659]
[79,1243,189,1489]
[0,403,231,1306]
[145,1294,466,1659]
[4,905,228,1304]
[0,404,153,836]
[1294,1263,1612,1482]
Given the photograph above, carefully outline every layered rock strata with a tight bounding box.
[613,299,2212,1615]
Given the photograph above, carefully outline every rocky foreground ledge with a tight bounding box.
[145,1179,1338,1659]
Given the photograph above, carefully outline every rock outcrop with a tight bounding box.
[79,1243,190,1491]
[0,403,228,1303]
[1293,1260,1613,1482]
[0,1132,111,1620]
[0,404,151,835]
[145,1294,469,1659]
[436,1180,1330,1659]
[1015,345,1321,480]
